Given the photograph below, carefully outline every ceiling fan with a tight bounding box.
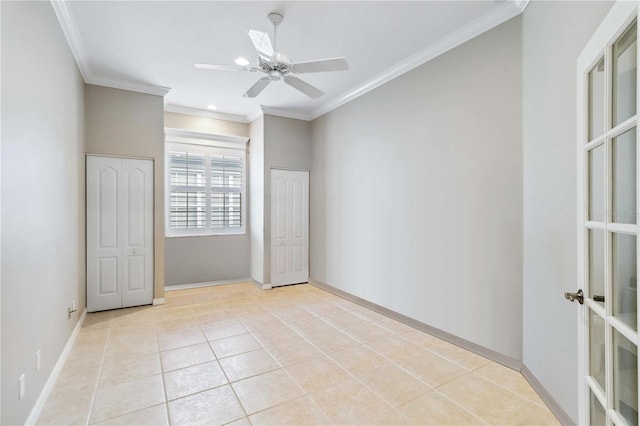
[194,12,349,99]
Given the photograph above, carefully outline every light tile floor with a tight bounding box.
[36,283,560,426]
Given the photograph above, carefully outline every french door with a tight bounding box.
[577,2,639,425]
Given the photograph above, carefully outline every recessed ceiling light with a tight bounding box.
[234,57,250,66]
[207,104,217,110]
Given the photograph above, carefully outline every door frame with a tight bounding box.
[270,167,310,287]
[576,2,639,424]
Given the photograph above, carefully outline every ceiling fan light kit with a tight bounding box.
[195,11,349,99]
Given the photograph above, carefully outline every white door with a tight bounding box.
[271,169,309,287]
[575,3,639,425]
[87,156,154,312]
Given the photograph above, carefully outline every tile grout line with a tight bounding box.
[203,334,252,425]
[230,295,352,422]
[242,319,338,424]
[156,318,171,426]
[84,317,114,426]
[394,329,493,372]
[431,388,491,425]
[466,371,552,410]
[267,298,414,423]
[237,305,333,421]
[87,314,165,425]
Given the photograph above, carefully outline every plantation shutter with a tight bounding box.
[210,154,244,229]
[169,151,207,229]
[167,142,246,236]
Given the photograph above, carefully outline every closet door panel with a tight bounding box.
[87,156,123,312]
[121,158,154,308]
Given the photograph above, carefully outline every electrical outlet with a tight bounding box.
[68,300,78,319]
[35,350,41,372]
[19,374,25,400]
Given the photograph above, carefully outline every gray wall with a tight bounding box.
[262,114,312,284]
[310,17,523,359]
[165,236,250,285]
[1,2,86,424]
[85,85,166,300]
[521,1,613,422]
[163,112,251,286]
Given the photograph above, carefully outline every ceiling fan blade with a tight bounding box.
[283,75,324,99]
[194,63,258,72]
[248,30,274,61]
[243,77,271,98]
[289,57,348,74]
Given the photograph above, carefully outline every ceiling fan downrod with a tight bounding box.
[268,12,283,53]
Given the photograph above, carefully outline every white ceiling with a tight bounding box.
[57,1,526,122]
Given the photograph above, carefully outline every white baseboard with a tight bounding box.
[521,365,574,425]
[152,298,166,305]
[250,278,272,290]
[164,277,251,292]
[25,308,87,425]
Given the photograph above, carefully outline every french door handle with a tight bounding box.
[564,289,584,304]
[593,295,605,302]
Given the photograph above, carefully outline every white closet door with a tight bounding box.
[271,169,309,287]
[120,159,154,308]
[87,156,123,312]
[87,156,154,312]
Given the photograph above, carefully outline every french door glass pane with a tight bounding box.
[590,309,607,391]
[612,232,638,330]
[590,388,607,426]
[589,144,606,222]
[589,58,606,141]
[613,328,638,425]
[613,21,637,127]
[590,229,606,302]
[613,128,637,224]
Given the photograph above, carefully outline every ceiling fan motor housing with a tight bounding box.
[258,56,290,76]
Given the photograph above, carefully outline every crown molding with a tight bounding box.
[86,77,170,97]
[165,104,249,123]
[51,0,171,97]
[247,109,263,123]
[261,106,313,122]
[309,1,522,120]
[514,0,531,13]
[50,0,90,81]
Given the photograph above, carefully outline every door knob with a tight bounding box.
[564,289,584,304]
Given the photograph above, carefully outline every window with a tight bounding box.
[166,141,246,236]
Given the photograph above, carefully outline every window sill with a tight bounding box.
[166,232,247,239]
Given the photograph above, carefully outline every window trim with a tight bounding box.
[165,131,247,238]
